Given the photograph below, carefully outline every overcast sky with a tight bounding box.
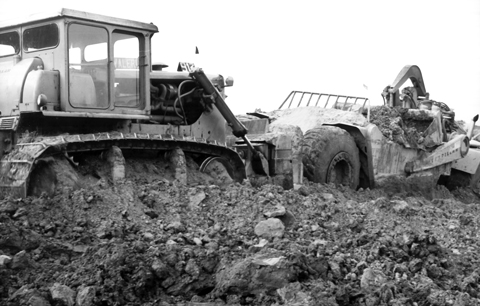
[1,0,479,122]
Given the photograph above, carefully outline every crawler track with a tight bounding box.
[0,132,246,197]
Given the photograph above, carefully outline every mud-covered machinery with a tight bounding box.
[0,9,284,198]
[382,65,480,193]
[246,65,476,191]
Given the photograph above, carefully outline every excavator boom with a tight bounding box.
[383,65,428,108]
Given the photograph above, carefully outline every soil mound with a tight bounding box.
[1,167,479,305]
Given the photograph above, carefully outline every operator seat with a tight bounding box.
[69,69,97,107]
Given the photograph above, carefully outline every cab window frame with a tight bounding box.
[22,23,59,52]
[67,22,110,110]
[112,29,144,108]
[0,30,20,57]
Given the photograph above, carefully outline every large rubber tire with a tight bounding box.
[302,126,360,189]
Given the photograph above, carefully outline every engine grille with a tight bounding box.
[0,117,17,130]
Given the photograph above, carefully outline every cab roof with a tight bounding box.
[0,8,159,33]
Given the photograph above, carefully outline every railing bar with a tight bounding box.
[298,92,307,107]
[279,91,293,109]
[306,93,314,107]
[280,91,369,110]
[342,96,350,111]
[324,95,332,108]
[288,91,297,109]
[315,94,322,106]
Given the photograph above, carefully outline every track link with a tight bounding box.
[0,132,246,198]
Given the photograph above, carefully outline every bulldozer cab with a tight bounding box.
[0,9,158,116]
[68,24,146,110]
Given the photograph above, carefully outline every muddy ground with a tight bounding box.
[1,154,480,306]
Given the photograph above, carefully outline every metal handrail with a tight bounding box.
[278,90,369,111]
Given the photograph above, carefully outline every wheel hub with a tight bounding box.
[326,152,353,187]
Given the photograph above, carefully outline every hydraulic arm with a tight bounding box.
[382,65,428,108]
[190,68,269,175]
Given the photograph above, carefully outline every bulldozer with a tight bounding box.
[230,65,478,193]
[0,9,296,198]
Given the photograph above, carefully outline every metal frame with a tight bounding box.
[279,90,369,111]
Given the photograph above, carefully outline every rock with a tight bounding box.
[252,255,285,266]
[189,190,206,208]
[254,238,269,248]
[12,207,27,218]
[76,286,96,306]
[409,258,423,272]
[322,193,335,201]
[277,210,296,228]
[323,221,339,230]
[143,232,155,241]
[165,221,186,233]
[185,259,200,279]
[161,277,175,289]
[452,248,461,255]
[297,186,311,196]
[373,197,389,208]
[249,238,270,253]
[277,282,311,305]
[254,218,285,239]
[193,237,203,246]
[205,241,219,251]
[73,226,84,233]
[328,260,342,279]
[392,200,409,212]
[427,289,454,305]
[0,254,12,267]
[263,204,286,218]
[50,283,76,306]
[448,223,458,230]
[10,286,50,306]
[393,263,408,275]
[360,268,387,291]
[312,239,328,247]
[28,295,51,306]
[213,252,298,297]
[152,259,170,280]
[412,274,438,298]
[96,228,109,239]
[11,250,31,269]
[454,292,475,306]
[44,223,56,233]
[345,272,357,281]
[133,240,148,253]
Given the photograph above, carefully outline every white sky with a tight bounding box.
[1,0,479,122]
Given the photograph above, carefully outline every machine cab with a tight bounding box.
[0,9,157,117]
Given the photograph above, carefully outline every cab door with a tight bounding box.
[68,23,109,109]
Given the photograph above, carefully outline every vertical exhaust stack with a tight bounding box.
[466,114,479,140]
